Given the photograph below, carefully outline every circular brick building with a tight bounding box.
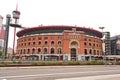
[16,25,103,61]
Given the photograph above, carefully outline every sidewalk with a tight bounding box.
[0,65,89,70]
[56,74,120,80]
[0,65,118,70]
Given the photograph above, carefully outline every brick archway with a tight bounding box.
[70,41,79,61]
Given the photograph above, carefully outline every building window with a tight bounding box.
[84,49,87,55]
[94,50,96,55]
[71,41,78,46]
[58,36,62,40]
[33,42,35,45]
[97,44,98,47]
[45,41,48,45]
[84,42,87,46]
[84,38,87,41]
[24,49,26,54]
[89,43,91,46]
[51,41,54,45]
[44,37,48,40]
[38,41,41,45]
[38,48,41,54]
[38,37,42,40]
[58,48,61,54]
[93,44,95,47]
[18,50,20,54]
[89,39,91,41]
[24,39,26,41]
[32,48,35,54]
[89,49,92,54]
[97,50,99,55]
[51,36,54,40]
[51,48,54,54]
[28,42,30,45]
[44,48,47,54]
[33,37,35,40]
[24,43,26,46]
[28,49,30,54]
[21,43,23,46]
[28,38,31,41]
[20,50,22,54]
[58,41,61,45]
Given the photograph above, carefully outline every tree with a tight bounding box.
[0,50,2,56]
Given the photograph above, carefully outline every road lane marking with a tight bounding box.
[0,69,120,79]
[55,74,120,80]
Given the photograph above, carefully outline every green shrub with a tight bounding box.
[68,61,81,65]
[0,61,4,64]
[40,62,46,66]
[86,61,104,65]
[47,62,63,65]
[115,62,120,65]
[38,61,63,66]
[13,61,17,64]
[18,61,22,64]
[0,61,8,66]
[31,62,39,66]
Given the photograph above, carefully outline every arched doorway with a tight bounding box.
[71,48,77,61]
[70,41,78,61]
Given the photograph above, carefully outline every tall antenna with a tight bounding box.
[12,3,18,55]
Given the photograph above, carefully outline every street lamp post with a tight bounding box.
[99,27,105,37]
[2,11,21,60]
[2,14,11,60]
[99,27,106,62]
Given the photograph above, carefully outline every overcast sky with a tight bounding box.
[0,0,120,48]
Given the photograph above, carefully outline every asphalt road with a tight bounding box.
[0,65,120,80]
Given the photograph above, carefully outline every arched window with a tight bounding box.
[58,41,61,45]
[71,41,78,46]
[84,42,87,46]
[28,42,30,45]
[89,49,92,54]
[24,43,26,46]
[33,42,35,45]
[58,48,61,54]
[18,50,20,54]
[38,41,41,45]
[51,48,54,54]
[20,50,22,54]
[24,49,26,54]
[32,48,35,54]
[28,49,30,54]
[51,41,54,45]
[94,50,96,55]
[89,43,91,46]
[44,48,47,54]
[45,41,48,45]
[97,50,99,55]
[38,48,41,54]
[84,49,87,55]
[38,37,41,40]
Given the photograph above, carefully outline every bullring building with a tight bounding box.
[16,25,103,61]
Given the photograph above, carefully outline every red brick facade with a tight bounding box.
[16,26,102,61]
